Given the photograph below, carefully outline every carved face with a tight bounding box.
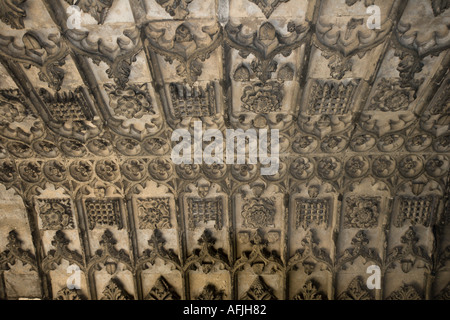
[175,24,193,42]
[302,261,316,275]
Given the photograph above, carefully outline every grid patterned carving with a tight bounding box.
[307,80,358,115]
[187,196,223,230]
[85,199,122,229]
[295,198,329,229]
[169,82,216,119]
[396,196,434,227]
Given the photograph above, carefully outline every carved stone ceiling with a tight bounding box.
[0,0,449,301]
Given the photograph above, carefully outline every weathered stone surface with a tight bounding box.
[0,0,448,300]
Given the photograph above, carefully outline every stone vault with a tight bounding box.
[0,0,449,300]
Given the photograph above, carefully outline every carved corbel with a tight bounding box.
[184,229,230,273]
[0,230,38,271]
[144,22,222,85]
[42,230,84,273]
[64,27,142,88]
[225,21,309,83]
[0,31,69,91]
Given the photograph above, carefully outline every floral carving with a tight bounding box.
[0,90,27,125]
[143,137,170,155]
[372,155,396,178]
[406,134,433,152]
[55,288,84,300]
[368,78,419,112]
[176,163,201,180]
[293,280,323,300]
[387,285,421,300]
[7,141,33,158]
[156,0,192,19]
[60,140,87,157]
[121,159,146,181]
[349,134,376,152]
[34,140,59,158]
[64,0,114,24]
[231,164,258,181]
[203,163,227,180]
[69,160,93,182]
[148,159,173,181]
[197,284,225,300]
[377,134,404,152]
[343,197,380,229]
[43,160,67,182]
[136,198,171,229]
[241,81,283,114]
[345,156,370,178]
[241,197,276,228]
[95,160,119,181]
[18,161,41,182]
[240,276,277,300]
[0,160,16,182]
[104,83,154,119]
[36,199,75,230]
[292,136,318,154]
[290,157,314,180]
[145,276,180,300]
[0,0,27,29]
[100,278,133,300]
[338,277,373,300]
[425,155,449,177]
[321,136,347,153]
[317,157,342,180]
[398,155,424,178]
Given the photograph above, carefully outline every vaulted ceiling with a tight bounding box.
[0,0,449,300]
